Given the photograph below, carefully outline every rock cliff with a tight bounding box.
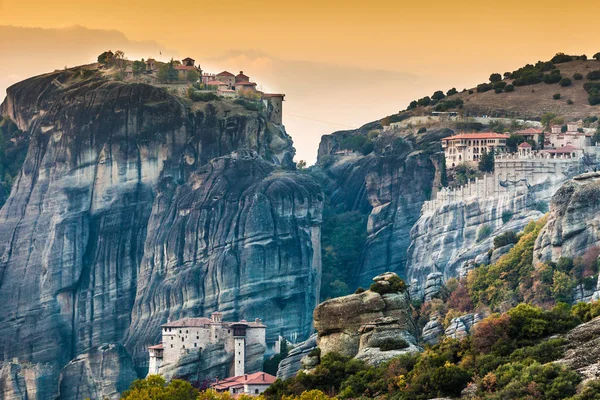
[0,67,323,399]
[316,128,444,288]
[535,172,600,263]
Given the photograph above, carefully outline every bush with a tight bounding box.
[494,231,518,248]
[308,347,321,358]
[378,338,409,351]
[434,98,463,111]
[551,53,576,64]
[589,89,600,105]
[369,275,407,295]
[543,73,562,84]
[587,70,600,80]
[504,84,514,92]
[354,287,365,294]
[190,91,219,102]
[501,210,514,223]
[494,87,503,94]
[553,93,562,100]
[477,83,493,93]
[560,77,572,87]
[476,224,493,242]
[532,201,549,213]
[574,72,584,80]
[490,73,502,83]
[432,90,445,101]
[567,99,574,105]
[417,96,431,107]
[446,88,458,96]
[417,127,427,134]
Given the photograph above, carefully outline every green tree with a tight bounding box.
[97,50,114,65]
[490,73,502,83]
[552,271,574,303]
[132,60,146,76]
[432,90,445,101]
[186,69,200,83]
[506,134,525,152]
[478,149,494,172]
[446,88,458,96]
[121,376,199,400]
[594,53,600,61]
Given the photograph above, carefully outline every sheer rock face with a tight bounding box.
[557,316,600,380]
[534,173,600,263]
[316,130,443,287]
[57,344,138,400]
[313,273,417,363]
[126,152,323,367]
[0,69,322,399]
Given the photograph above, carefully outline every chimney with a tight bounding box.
[255,318,261,324]
[240,71,243,74]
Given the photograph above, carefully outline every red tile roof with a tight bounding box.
[207,80,228,86]
[442,132,510,141]
[212,372,276,390]
[161,317,265,328]
[518,142,532,148]
[235,81,257,86]
[263,93,285,98]
[148,343,164,349]
[217,71,235,77]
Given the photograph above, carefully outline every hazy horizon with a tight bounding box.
[2,0,600,162]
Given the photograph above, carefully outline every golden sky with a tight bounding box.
[1,0,600,162]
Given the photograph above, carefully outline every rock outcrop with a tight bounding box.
[0,68,323,399]
[557,316,600,380]
[421,318,444,345]
[423,272,443,302]
[444,313,482,340]
[535,172,600,263]
[276,335,318,381]
[313,273,419,365]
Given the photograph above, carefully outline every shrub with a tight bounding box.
[494,231,518,248]
[378,338,409,351]
[477,83,493,92]
[587,70,600,80]
[551,53,576,64]
[354,287,365,294]
[308,347,321,358]
[567,99,574,105]
[417,96,431,107]
[543,73,562,84]
[490,73,502,83]
[532,201,549,213]
[417,127,427,134]
[589,88,600,105]
[553,93,561,100]
[369,275,407,295]
[432,90,445,101]
[494,87,503,94]
[560,78,572,87]
[574,72,584,80]
[476,224,493,242]
[504,84,514,92]
[434,98,463,111]
[190,91,219,102]
[446,88,458,96]
[233,98,258,110]
[501,210,514,223]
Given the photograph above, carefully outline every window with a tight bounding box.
[171,337,173,340]
[183,345,185,349]
[171,344,173,348]
[182,337,184,342]
[197,336,199,339]
[255,390,259,394]
[238,361,241,364]
[195,343,197,347]
[228,330,230,333]
[186,330,188,334]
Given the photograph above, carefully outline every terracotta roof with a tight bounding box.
[236,71,250,82]
[442,132,510,141]
[182,57,194,62]
[161,317,266,328]
[148,343,163,349]
[235,81,257,86]
[207,80,228,86]
[146,58,156,63]
[263,93,285,98]
[518,142,532,148]
[217,71,235,77]
[212,372,276,390]
[175,65,197,71]
[515,128,543,135]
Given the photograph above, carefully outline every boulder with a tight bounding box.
[444,314,482,339]
[424,272,444,302]
[314,273,418,364]
[422,319,444,345]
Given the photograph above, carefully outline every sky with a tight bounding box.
[1,0,600,163]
